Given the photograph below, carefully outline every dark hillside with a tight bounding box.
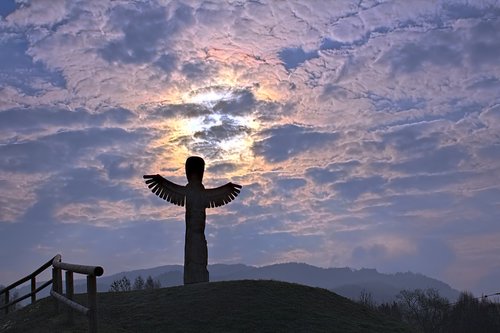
[12,262,460,305]
[0,280,411,333]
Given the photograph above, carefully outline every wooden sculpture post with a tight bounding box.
[144,156,242,284]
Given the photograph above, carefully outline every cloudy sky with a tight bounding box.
[1,0,499,294]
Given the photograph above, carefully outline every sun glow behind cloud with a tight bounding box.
[185,86,235,107]
[181,113,258,162]
[147,84,263,176]
[2,0,500,295]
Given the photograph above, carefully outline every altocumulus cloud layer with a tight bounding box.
[1,0,499,294]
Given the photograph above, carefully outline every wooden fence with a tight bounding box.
[0,254,104,333]
[0,256,54,314]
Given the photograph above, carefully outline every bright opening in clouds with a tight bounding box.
[186,86,236,106]
[1,0,500,295]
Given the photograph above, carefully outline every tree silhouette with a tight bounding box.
[144,275,161,290]
[133,275,145,290]
[445,292,500,333]
[397,288,449,333]
[109,276,131,292]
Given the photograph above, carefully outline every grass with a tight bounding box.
[0,280,411,332]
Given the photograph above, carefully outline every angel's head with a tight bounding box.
[185,156,205,183]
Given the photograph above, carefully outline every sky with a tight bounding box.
[0,0,499,295]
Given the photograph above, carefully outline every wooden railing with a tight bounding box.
[0,255,55,314]
[0,254,104,333]
[51,254,104,333]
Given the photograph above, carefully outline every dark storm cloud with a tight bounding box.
[99,2,194,64]
[252,124,338,163]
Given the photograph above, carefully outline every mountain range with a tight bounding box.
[11,262,460,305]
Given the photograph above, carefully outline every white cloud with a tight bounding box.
[6,0,67,27]
[0,173,48,223]
[1,0,500,294]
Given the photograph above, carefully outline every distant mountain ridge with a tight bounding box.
[89,262,461,303]
[14,262,460,304]
[208,263,460,303]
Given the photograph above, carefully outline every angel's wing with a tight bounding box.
[143,174,186,206]
[204,182,242,208]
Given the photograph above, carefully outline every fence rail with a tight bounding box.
[1,256,55,313]
[0,254,103,333]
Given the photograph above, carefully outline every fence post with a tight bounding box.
[31,276,36,304]
[87,275,98,333]
[52,267,61,313]
[3,290,9,315]
[66,271,74,325]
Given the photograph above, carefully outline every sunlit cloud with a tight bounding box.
[0,0,499,294]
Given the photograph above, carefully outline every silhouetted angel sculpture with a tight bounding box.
[143,156,242,284]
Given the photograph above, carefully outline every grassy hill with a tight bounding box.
[11,262,460,306]
[0,280,412,332]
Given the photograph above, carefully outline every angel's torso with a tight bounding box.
[185,182,206,233]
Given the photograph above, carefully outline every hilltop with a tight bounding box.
[0,280,411,332]
[96,262,460,303]
[12,262,460,306]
